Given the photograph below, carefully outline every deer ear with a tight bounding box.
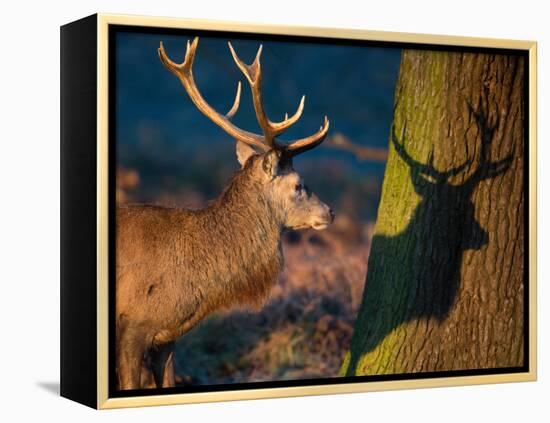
[236,141,258,167]
[262,149,280,178]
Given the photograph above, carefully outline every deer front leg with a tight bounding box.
[117,326,146,390]
[150,342,176,388]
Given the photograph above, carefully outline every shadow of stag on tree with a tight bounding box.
[345,100,514,376]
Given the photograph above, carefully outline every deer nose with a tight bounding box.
[329,208,335,222]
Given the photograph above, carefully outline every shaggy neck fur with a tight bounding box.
[191,156,285,309]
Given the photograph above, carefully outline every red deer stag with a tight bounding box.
[116,37,334,389]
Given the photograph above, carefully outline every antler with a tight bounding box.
[158,38,268,151]
[158,37,329,157]
[466,101,514,185]
[391,122,471,183]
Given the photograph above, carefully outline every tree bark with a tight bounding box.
[341,49,525,376]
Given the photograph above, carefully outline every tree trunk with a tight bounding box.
[341,49,525,376]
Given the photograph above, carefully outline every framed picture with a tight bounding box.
[60,13,537,409]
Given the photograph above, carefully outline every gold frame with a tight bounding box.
[95,13,537,409]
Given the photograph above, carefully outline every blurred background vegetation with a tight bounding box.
[115,31,401,385]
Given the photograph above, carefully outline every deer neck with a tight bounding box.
[198,172,285,307]
[209,175,284,251]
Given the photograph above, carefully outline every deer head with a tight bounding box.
[391,102,513,252]
[158,37,334,230]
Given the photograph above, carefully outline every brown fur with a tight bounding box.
[116,153,333,389]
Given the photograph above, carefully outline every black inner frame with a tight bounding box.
[108,24,531,398]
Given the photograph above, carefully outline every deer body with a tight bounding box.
[117,159,285,341]
[117,159,285,388]
[116,37,333,390]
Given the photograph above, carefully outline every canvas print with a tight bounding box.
[113,28,527,393]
